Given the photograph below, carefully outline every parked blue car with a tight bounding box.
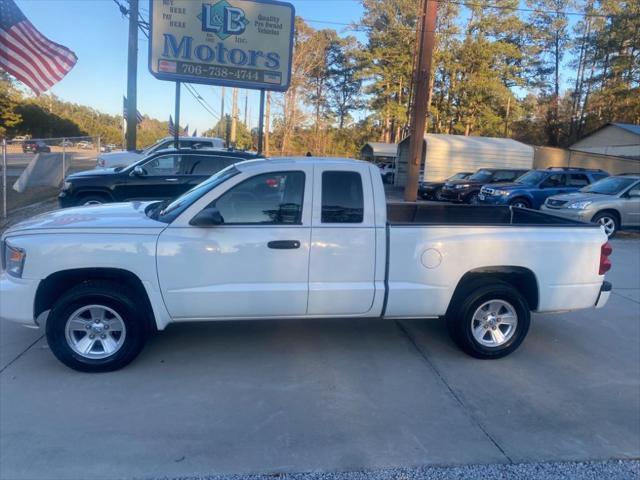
[478,167,610,209]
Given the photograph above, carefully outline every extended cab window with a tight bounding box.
[321,171,364,223]
[214,171,305,224]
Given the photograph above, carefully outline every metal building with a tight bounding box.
[570,123,640,159]
[359,142,398,164]
[395,134,534,186]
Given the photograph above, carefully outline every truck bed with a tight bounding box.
[387,203,595,227]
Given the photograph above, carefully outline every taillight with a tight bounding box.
[599,242,612,275]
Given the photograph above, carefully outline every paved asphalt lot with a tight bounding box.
[0,217,639,479]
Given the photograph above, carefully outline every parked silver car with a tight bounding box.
[541,174,640,237]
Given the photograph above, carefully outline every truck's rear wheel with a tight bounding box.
[447,281,530,359]
[46,280,149,372]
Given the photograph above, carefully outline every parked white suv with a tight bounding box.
[97,136,225,169]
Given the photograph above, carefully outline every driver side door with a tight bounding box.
[156,168,312,320]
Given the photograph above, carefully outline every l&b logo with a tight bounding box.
[201,1,250,40]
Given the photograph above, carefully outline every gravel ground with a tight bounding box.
[147,460,639,480]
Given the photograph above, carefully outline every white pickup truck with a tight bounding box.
[0,158,612,372]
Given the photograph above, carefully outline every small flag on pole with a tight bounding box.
[123,96,143,124]
[182,125,189,136]
[0,0,77,95]
[192,129,198,137]
[168,115,176,136]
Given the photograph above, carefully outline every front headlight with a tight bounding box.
[455,184,470,189]
[494,189,510,196]
[567,200,592,210]
[3,242,26,277]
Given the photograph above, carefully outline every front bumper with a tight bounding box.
[595,281,611,309]
[58,191,75,208]
[0,271,39,327]
[440,188,466,202]
[478,193,509,205]
[540,205,593,222]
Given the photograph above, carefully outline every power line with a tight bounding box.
[184,83,221,121]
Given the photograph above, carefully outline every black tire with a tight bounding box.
[592,211,619,238]
[509,197,531,209]
[76,194,109,206]
[467,192,480,204]
[46,280,150,372]
[447,280,530,359]
[435,188,445,201]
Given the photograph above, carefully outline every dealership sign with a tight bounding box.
[149,0,295,91]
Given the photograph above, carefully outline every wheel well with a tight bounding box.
[75,190,113,201]
[592,209,620,224]
[448,267,539,313]
[509,196,531,206]
[34,268,155,330]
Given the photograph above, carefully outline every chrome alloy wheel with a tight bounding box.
[597,216,616,237]
[471,300,518,347]
[512,201,528,208]
[64,305,126,359]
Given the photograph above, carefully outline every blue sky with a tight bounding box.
[16,0,365,134]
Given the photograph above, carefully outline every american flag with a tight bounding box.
[182,124,189,136]
[168,115,176,136]
[123,96,144,124]
[192,129,198,137]
[0,0,77,95]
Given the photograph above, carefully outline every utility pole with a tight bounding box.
[231,88,238,145]
[219,86,225,138]
[404,0,437,202]
[125,0,138,151]
[264,92,271,157]
[244,90,248,126]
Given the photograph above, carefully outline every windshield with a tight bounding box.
[515,170,547,185]
[581,176,637,195]
[469,169,492,182]
[150,165,240,223]
[448,172,471,181]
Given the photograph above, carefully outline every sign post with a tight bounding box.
[148,0,294,149]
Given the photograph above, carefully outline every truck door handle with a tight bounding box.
[165,178,178,182]
[267,240,300,249]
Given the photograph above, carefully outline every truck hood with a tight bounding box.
[4,202,166,235]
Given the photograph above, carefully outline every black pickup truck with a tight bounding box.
[59,148,261,207]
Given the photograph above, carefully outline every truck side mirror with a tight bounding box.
[190,207,223,227]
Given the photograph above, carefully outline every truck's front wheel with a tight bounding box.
[447,281,530,359]
[46,280,149,372]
